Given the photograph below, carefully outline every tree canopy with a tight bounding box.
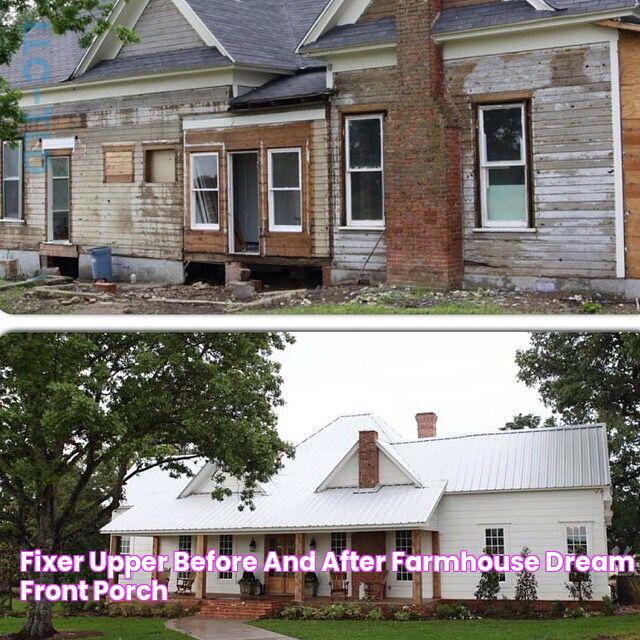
[0,333,293,639]
[507,333,640,554]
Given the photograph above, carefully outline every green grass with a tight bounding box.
[253,616,640,640]
[0,616,188,639]
[0,282,28,313]
[265,302,508,315]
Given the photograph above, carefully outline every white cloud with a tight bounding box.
[273,333,548,443]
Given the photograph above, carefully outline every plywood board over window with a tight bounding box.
[103,145,135,183]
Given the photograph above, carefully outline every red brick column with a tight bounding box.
[358,431,380,488]
[385,0,463,289]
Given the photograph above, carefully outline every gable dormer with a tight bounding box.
[177,462,268,499]
[316,430,423,492]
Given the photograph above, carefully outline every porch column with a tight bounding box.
[108,536,120,587]
[194,535,208,600]
[294,533,305,603]
[151,536,161,582]
[412,530,423,606]
[431,531,441,599]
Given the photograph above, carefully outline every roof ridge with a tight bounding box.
[391,423,606,445]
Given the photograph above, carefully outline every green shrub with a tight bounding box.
[580,302,603,315]
[551,601,566,616]
[344,603,364,619]
[324,603,347,620]
[436,603,453,620]
[366,607,384,621]
[436,602,471,620]
[278,605,302,620]
[393,606,418,622]
[566,606,588,619]
[601,596,617,616]
[301,606,325,620]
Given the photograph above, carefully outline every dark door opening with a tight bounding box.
[229,152,260,255]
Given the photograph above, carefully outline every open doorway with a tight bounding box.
[228,152,260,255]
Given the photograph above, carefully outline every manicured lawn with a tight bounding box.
[253,616,640,640]
[0,616,188,640]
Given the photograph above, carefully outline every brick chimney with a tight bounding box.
[416,413,438,439]
[385,0,463,289]
[359,431,379,488]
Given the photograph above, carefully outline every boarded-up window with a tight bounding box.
[145,149,176,183]
[103,146,134,183]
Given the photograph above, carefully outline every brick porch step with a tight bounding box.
[197,598,284,620]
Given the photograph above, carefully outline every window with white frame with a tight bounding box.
[2,140,23,220]
[478,103,529,228]
[485,527,506,582]
[268,148,302,231]
[191,153,219,229]
[119,536,131,555]
[395,530,412,582]
[178,535,192,580]
[566,525,588,555]
[331,532,348,558]
[218,535,234,580]
[345,114,384,226]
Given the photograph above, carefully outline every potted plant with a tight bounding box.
[238,571,258,596]
[305,572,319,598]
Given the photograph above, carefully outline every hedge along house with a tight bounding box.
[1,0,640,294]
[102,414,613,615]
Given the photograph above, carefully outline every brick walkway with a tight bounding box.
[166,618,293,640]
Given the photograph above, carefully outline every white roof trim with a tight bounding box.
[297,0,373,52]
[178,461,270,499]
[73,0,233,79]
[527,0,556,10]
[315,437,424,492]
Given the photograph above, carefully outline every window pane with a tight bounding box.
[3,182,19,219]
[272,152,300,189]
[52,178,69,212]
[483,107,523,162]
[193,155,218,190]
[273,191,301,227]
[194,189,219,225]
[487,167,527,223]
[395,531,413,582]
[348,118,382,169]
[350,171,383,222]
[52,211,69,241]
[51,157,69,178]
[3,144,21,178]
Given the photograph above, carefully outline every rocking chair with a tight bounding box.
[175,572,196,595]
[330,572,349,600]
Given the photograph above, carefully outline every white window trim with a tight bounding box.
[345,114,385,228]
[2,140,23,221]
[190,152,220,231]
[480,524,510,583]
[47,155,71,243]
[478,103,530,229]
[218,534,234,581]
[268,148,303,233]
[563,522,591,555]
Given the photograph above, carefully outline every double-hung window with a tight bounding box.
[345,114,385,227]
[2,140,23,220]
[485,527,506,582]
[395,530,412,582]
[330,532,348,559]
[119,536,132,555]
[218,535,234,580]
[178,535,192,580]
[566,525,588,555]
[478,103,529,228]
[268,148,302,232]
[191,153,219,230]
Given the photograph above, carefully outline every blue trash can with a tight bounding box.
[88,246,113,282]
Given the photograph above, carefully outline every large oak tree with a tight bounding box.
[0,333,293,639]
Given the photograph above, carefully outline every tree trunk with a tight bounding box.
[12,599,55,639]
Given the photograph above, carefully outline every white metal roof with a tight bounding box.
[103,415,610,535]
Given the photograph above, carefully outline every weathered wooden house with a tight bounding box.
[1,0,640,297]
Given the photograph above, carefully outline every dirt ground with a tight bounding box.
[0,278,638,315]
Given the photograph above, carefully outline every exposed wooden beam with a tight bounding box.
[194,535,208,600]
[294,533,305,603]
[431,532,442,600]
[412,530,423,606]
[151,536,161,582]
[109,536,120,587]
[598,19,640,33]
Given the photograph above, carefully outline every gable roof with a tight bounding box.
[103,415,611,536]
[433,0,639,38]
[301,18,396,53]
[231,70,330,108]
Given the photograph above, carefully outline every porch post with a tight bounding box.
[294,533,305,603]
[412,530,423,606]
[431,531,441,599]
[194,535,208,600]
[108,535,120,587]
[151,536,161,582]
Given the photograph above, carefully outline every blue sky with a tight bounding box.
[274,332,549,443]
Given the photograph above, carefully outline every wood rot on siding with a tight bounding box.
[619,30,640,278]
